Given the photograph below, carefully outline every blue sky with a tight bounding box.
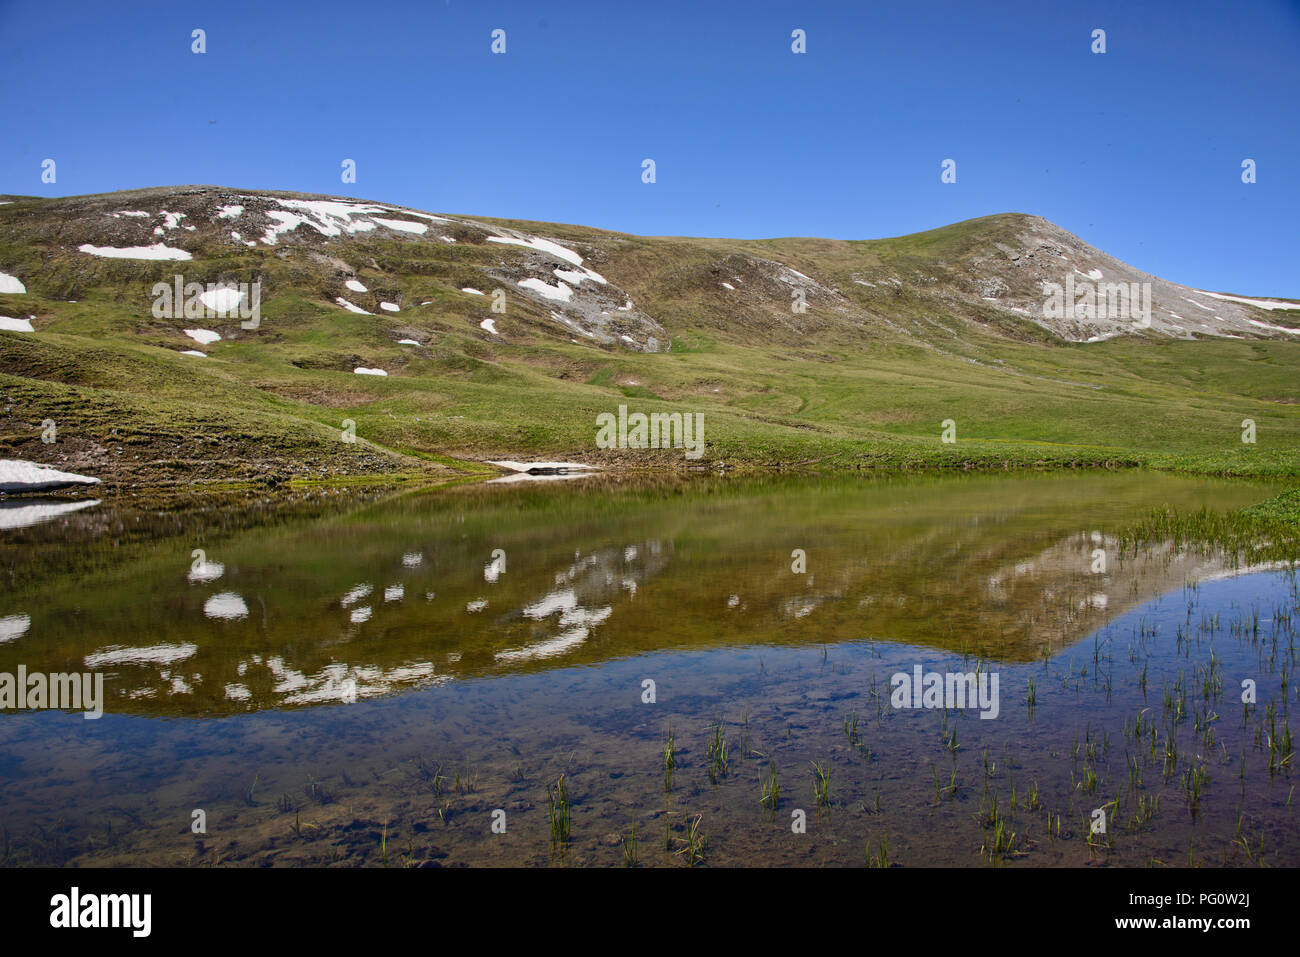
[2,0,1297,295]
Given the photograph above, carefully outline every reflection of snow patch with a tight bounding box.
[340,584,373,607]
[85,642,198,667]
[187,561,224,583]
[0,614,31,643]
[0,498,99,530]
[204,593,249,620]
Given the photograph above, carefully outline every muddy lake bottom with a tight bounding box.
[0,471,1296,866]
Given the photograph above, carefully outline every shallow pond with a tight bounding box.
[0,471,1295,866]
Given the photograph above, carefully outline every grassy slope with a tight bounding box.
[1,195,1298,489]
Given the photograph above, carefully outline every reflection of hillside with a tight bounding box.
[0,472,1280,716]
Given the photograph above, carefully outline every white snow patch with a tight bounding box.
[198,287,243,314]
[1182,297,1214,312]
[1199,291,1300,311]
[554,266,607,285]
[1247,318,1300,335]
[0,272,26,294]
[487,235,583,266]
[345,279,368,293]
[0,315,34,332]
[487,460,595,473]
[379,302,400,312]
[461,287,484,295]
[113,210,149,218]
[517,277,573,302]
[180,350,207,357]
[216,204,244,219]
[480,317,498,335]
[183,328,221,346]
[354,367,388,376]
[0,460,100,494]
[78,243,191,260]
[721,282,735,290]
[335,297,372,315]
[372,218,428,235]
[259,199,389,244]
[397,338,420,345]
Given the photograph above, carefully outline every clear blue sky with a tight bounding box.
[2,0,1297,295]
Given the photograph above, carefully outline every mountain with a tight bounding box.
[1,185,1298,489]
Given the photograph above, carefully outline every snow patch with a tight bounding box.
[78,243,192,260]
[0,272,26,294]
[1199,291,1300,311]
[517,277,573,302]
[0,460,100,494]
[372,218,428,235]
[487,234,582,266]
[335,297,372,315]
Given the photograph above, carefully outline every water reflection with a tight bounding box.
[0,471,1283,716]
